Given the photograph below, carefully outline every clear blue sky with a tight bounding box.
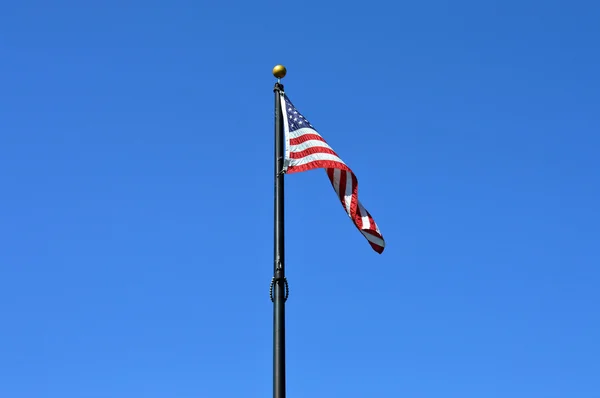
[1,1,599,397]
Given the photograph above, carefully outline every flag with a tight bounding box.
[280,93,385,254]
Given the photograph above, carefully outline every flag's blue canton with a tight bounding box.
[284,95,315,132]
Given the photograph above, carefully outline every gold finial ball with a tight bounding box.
[272,64,287,79]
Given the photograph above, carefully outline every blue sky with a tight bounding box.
[1,0,599,397]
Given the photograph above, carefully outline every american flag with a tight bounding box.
[280,93,385,254]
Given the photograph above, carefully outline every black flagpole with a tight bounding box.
[272,65,287,398]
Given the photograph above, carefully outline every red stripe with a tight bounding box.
[289,146,339,159]
[337,170,347,207]
[366,210,378,233]
[289,134,326,146]
[348,173,359,227]
[326,168,335,183]
[286,160,350,174]
[369,240,385,254]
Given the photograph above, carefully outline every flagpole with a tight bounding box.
[272,64,287,398]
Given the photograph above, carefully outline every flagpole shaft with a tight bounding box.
[273,81,286,398]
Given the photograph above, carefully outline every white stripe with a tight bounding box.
[358,203,370,230]
[288,153,346,167]
[344,171,352,213]
[289,139,334,154]
[361,231,385,247]
[287,126,322,139]
[280,94,291,169]
[332,169,341,196]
